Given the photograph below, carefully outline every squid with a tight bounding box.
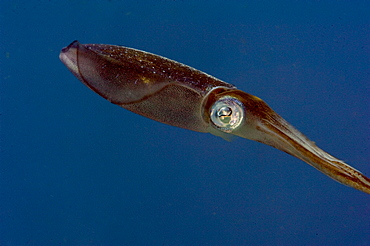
[60,40,370,194]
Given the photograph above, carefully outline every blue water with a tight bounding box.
[1,1,369,245]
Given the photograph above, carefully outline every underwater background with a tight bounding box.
[1,1,369,245]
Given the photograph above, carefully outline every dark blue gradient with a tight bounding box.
[1,1,369,245]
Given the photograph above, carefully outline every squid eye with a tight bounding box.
[210,96,244,132]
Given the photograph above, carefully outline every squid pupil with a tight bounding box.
[218,107,232,123]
